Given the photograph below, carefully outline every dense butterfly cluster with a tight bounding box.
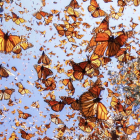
[0,0,140,139]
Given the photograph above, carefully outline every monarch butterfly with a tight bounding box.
[130,22,138,29]
[70,60,88,81]
[110,6,124,20]
[62,78,75,95]
[59,96,80,110]
[88,0,107,18]
[9,131,17,140]
[56,125,67,138]
[66,7,80,22]
[123,123,136,135]
[88,78,105,94]
[44,14,53,25]
[31,101,40,109]
[94,16,111,35]
[120,104,133,116]
[77,116,96,133]
[51,9,59,15]
[12,41,33,54]
[134,69,140,79]
[7,99,15,106]
[0,29,32,54]
[0,88,15,100]
[100,57,112,65]
[44,99,65,112]
[65,0,80,9]
[11,66,17,72]
[66,113,75,119]
[70,59,100,81]
[125,96,135,105]
[11,12,26,25]
[53,23,66,37]
[20,129,35,140]
[94,29,128,57]
[17,109,32,119]
[117,0,127,6]
[38,51,51,65]
[50,114,64,124]
[34,65,53,80]
[80,90,107,119]
[110,96,123,112]
[88,53,101,69]
[0,64,13,78]
[116,49,135,63]
[33,10,49,20]
[16,82,31,95]
[42,77,56,91]
[107,88,121,97]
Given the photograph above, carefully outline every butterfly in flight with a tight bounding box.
[44,99,66,112]
[88,0,107,18]
[0,64,14,78]
[11,12,26,25]
[79,79,107,120]
[0,88,15,100]
[17,109,32,119]
[38,51,51,65]
[34,65,53,80]
[16,82,31,95]
[20,129,35,140]
[0,29,32,54]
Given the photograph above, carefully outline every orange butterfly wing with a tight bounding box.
[38,51,51,65]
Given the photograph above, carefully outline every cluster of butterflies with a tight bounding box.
[0,0,140,139]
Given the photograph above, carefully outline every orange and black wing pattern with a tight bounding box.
[50,114,64,124]
[88,0,106,18]
[34,65,53,80]
[11,12,26,25]
[44,99,65,112]
[33,11,49,20]
[20,129,35,139]
[70,60,89,81]
[38,51,51,65]
[65,0,80,9]
[77,116,95,133]
[62,78,75,94]
[17,109,32,119]
[79,91,107,120]
[0,29,33,54]
[0,88,15,100]
[16,82,31,95]
[42,77,56,91]
[0,64,10,78]
[94,29,128,57]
